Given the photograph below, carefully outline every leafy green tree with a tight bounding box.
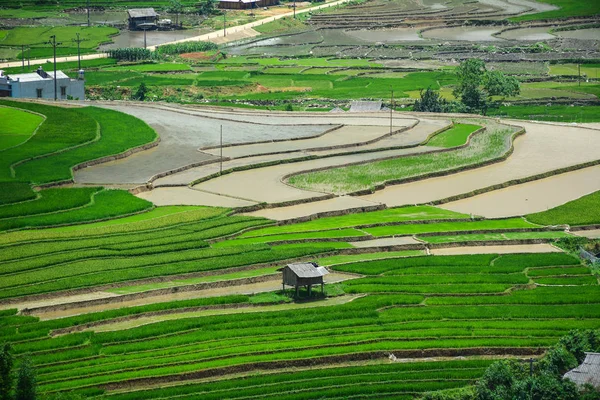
[168,0,184,26]
[453,58,520,115]
[197,0,215,16]
[133,82,148,101]
[413,87,448,113]
[15,357,36,400]
[0,343,13,400]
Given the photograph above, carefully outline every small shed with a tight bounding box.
[564,352,600,389]
[128,8,159,30]
[349,100,383,113]
[282,262,329,297]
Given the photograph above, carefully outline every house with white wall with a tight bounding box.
[0,67,85,100]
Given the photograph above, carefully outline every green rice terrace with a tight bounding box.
[0,95,599,399]
[1,0,600,397]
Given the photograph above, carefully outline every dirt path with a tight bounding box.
[431,244,562,255]
[359,121,600,208]
[439,165,600,218]
[32,272,357,320]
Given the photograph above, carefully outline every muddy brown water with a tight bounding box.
[421,26,504,41]
[344,28,423,42]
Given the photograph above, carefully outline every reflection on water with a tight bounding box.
[556,28,600,40]
[499,27,555,41]
[345,28,423,42]
[100,29,205,50]
[421,26,503,41]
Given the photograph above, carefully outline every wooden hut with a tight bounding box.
[128,8,159,30]
[564,353,600,389]
[282,262,329,297]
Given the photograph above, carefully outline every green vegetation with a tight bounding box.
[426,123,481,148]
[239,206,469,237]
[419,230,571,244]
[510,0,600,21]
[488,104,600,123]
[527,190,600,226]
[0,182,36,205]
[0,187,99,219]
[0,107,44,151]
[0,26,118,59]
[288,123,518,193]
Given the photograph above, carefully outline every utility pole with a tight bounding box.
[578,63,581,87]
[48,35,61,101]
[87,0,91,27]
[223,11,226,37]
[73,33,84,70]
[293,0,296,19]
[390,87,394,134]
[220,125,223,175]
[21,45,25,72]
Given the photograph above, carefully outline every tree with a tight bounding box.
[15,357,36,400]
[413,87,447,113]
[197,0,215,16]
[453,58,520,115]
[168,0,184,26]
[133,82,148,101]
[0,343,13,400]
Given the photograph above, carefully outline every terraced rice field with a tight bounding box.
[1,101,599,399]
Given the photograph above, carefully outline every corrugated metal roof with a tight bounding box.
[349,100,383,112]
[9,71,70,82]
[128,8,158,18]
[286,263,329,278]
[564,352,600,388]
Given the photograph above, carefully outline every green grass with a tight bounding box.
[14,106,157,184]
[419,230,571,244]
[549,63,600,77]
[426,124,481,148]
[105,63,192,72]
[0,106,44,151]
[213,228,366,247]
[0,206,226,246]
[510,0,600,21]
[0,189,152,231]
[0,187,99,219]
[526,190,600,226]
[0,101,97,182]
[488,105,600,123]
[239,206,469,238]
[288,123,518,193]
[318,250,426,266]
[107,267,280,295]
[0,25,117,48]
[0,182,36,205]
[363,218,538,237]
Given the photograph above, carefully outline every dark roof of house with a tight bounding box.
[285,263,329,278]
[128,8,158,18]
[564,352,600,388]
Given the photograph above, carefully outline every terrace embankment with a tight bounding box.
[19,272,358,319]
[358,121,600,208]
[439,164,600,218]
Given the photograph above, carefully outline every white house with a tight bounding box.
[0,67,85,100]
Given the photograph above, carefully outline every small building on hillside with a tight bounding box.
[0,67,85,100]
[349,100,383,112]
[128,8,159,30]
[218,0,278,10]
[564,353,600,389]
[281,262,329,297]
